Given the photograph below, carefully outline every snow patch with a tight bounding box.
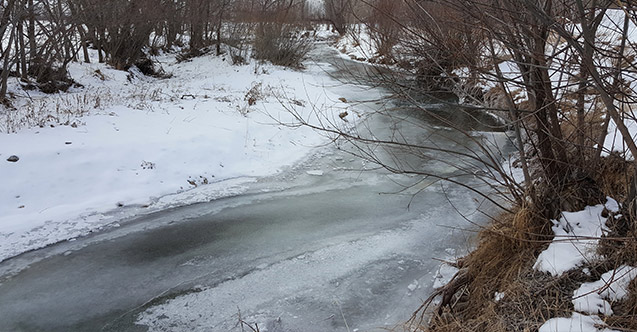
[306,170,324,176]
[533,198,618,276]
[407,280,419,292]
[335,26,377,62]
[573,266,637,316]
[538,312,619,332]
[433,261,459,289]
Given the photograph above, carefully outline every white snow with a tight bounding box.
[533,198,619,276]
[603,117,637,159]
[0,48,350,262]
[432,260,459,289]
[535,198,634,331]
[573,266,637,316]
[407,279,419,292]
[538,312,619,332]
[335,26,377,62]
[306,170,324,176]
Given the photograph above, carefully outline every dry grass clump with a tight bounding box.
[416,158,637,331]
[606,278,637,330]
[599,211,637,267]
[596,154,637,331]
[597,194,637,332]
[412,207,557,331]
[595,153,633,200]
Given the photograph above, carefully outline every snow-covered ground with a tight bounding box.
[335,26,378,62]
[533,198,619,276]
[534,199,637,332]
[0,45,354,263]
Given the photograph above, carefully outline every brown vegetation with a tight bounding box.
[413,166,637,331]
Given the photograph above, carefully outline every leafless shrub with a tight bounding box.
[28,53,83,92]
[253,23,313,68]
[367,0,402,60]
[324,0,353,35]
[0,93,102,133]
[225,22,254,65]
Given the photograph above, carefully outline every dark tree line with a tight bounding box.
[0,0,318,100]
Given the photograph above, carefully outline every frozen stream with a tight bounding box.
[0,43,508,331]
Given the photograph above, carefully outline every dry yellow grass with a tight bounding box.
[416,157,637,331]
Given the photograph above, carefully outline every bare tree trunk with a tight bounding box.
[216,1,227,56]
[98,28,105,63]
[574,3,602,161]
[0,0,17,41]
[28,0,35,62]
[13,22,20,77]
[523,0,637,161]
[18,19,27,80]
[77,25,90,63]
[1,28,16,100]
[575,65,588,158]
[188,0,206,50]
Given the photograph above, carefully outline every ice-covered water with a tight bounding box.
[0,43,509,331]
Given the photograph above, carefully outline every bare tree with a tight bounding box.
[324,0,351,35]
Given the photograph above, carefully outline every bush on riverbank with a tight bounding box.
[414,155,637,332]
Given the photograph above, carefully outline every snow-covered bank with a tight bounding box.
[533,198,620,276]
[0,48,352,262]
[533,200,637,332]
